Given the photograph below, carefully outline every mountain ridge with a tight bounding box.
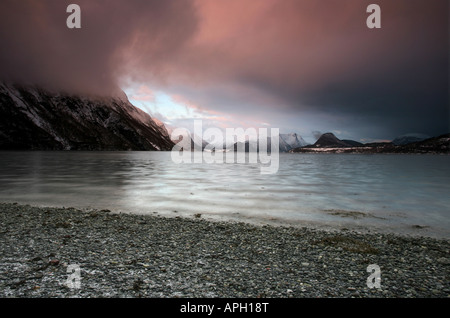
[0,82,174,151]
[230,134,308,153]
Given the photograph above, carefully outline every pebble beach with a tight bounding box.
[0,202,449,298]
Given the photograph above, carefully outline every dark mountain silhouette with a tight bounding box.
[303,132,355,148]
[0,82,174,150]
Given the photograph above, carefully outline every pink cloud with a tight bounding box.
[129,85,155,102]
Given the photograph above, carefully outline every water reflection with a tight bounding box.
[0,151,449,238]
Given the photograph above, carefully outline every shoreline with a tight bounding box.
[1,199,447,240]
[0,202,449,298]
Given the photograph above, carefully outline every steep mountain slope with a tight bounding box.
[0,83,174,150]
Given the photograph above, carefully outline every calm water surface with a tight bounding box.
[0,151,449,238]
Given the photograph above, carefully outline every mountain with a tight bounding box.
[392,133,430,145]
[171,132,209,151]
[399,133,450,153]
[303,132,356,148]
[280,133,308,150]
[230,133,308,153]
[0,83,174,150]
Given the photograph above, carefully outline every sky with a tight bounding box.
[0,0,448,143]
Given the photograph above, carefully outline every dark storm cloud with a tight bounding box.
[300,0,449,137]
[229,0,449,138]
[0,0,199,95]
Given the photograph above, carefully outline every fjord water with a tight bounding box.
[0,151,448,238]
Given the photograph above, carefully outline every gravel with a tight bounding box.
[0,202,448,298]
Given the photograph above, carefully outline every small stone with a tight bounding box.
[437,257,450,265]
[49,259,60,266]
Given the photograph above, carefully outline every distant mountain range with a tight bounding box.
[226,132,449,154]
[171,132,308,153]
[0,82,174,150]
[290,132,449,154]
